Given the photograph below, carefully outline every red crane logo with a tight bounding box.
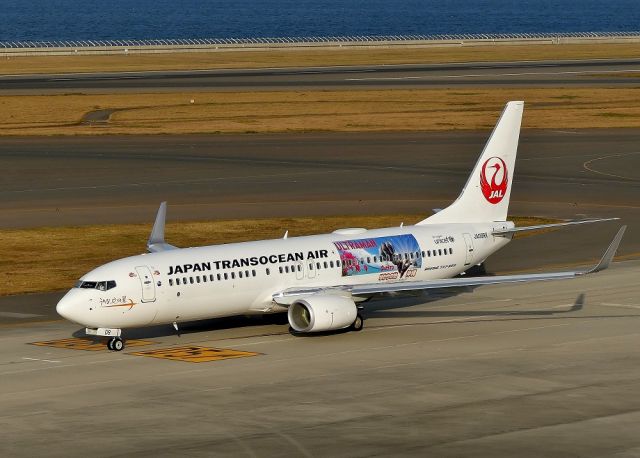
[480,157,508,204]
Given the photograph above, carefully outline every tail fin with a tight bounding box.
[417,101,524,225]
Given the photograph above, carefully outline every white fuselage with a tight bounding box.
[56,221,513,330]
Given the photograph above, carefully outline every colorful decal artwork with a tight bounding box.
[334,234,422,280]
[480,156,508,204]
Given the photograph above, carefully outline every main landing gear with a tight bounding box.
[107,337,125,351]
[351,313,364,332]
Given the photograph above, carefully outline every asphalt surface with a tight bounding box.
[2,57,640,456]
[1,129,638,275]
[1,260,639,457]
[2,59,640,93]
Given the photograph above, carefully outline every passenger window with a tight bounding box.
[176,278,181,286]
[297,265,301,272]
[450,248,453,254]
[252,270,256,277]
[169,279,174,286]
[266,268,271,275]
[330,261,334,268]
[239,271,243,279]
[438,249,442,256]
[190,277,194,284]
[202,276,207,283]
[196,276,201,283]
[324,261,328,269]
[428,251,431,257]
[316,262,321,269]
[217,274,221,281]
[337,260,341,267]
[183,277,187,284]
[367,257,371,264]
[210,274,214,281]
[231,272,235,280]
[421,251,425,257]
[279,266,283,274]
[309,263,314,270]
[285,266,289,273]
[224,273,228,280]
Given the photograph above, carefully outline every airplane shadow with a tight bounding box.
[71,292,599,342]
[72,312,291,341]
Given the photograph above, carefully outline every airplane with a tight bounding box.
[56,101,626,351]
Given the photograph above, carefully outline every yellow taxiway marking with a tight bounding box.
[130,345,260,363]
[30,337,153,351]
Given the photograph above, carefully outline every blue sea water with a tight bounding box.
[1,0,639,42]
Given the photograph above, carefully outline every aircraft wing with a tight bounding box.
[273,225,625,305]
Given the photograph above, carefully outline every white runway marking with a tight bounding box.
[0,312,44,319]
[582,151,640,181]
[599,302,640,310]
[3,169,355,194]
[22,357,60,363]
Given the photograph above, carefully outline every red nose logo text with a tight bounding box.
[480,157,508,204]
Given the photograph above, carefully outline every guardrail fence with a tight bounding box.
[1,32,639,55]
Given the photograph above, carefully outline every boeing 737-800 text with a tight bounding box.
[56,101,625,351]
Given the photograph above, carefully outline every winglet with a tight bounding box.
[582,225,626,274]
[147,202,178,252]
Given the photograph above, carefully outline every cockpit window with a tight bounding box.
[75,280,117,290]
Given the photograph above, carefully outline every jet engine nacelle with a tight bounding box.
[288,295,357,333]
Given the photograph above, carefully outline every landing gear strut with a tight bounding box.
[107,337,125,351]
[351,314,364,332]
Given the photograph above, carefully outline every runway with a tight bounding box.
[1,259,639,456]
[2,129,638,274]
[2,59,640,93]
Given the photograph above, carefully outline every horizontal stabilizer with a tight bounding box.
[147,202,178,253]
[492,218,619,236]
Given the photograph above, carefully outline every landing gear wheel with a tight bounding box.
[351,314,364,332]
[107,337,124,351]
[112,338,124,352]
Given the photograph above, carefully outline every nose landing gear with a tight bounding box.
[107,337,125,351]
[85,328,124,352]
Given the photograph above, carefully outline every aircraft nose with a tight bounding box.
[56,296,73,321]
[56,291,82,323]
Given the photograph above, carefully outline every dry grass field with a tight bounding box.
[2,88,640,135]
[2,43,640,75]
[0,215,552,296]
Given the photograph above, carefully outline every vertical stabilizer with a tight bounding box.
[417,101,524,225]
